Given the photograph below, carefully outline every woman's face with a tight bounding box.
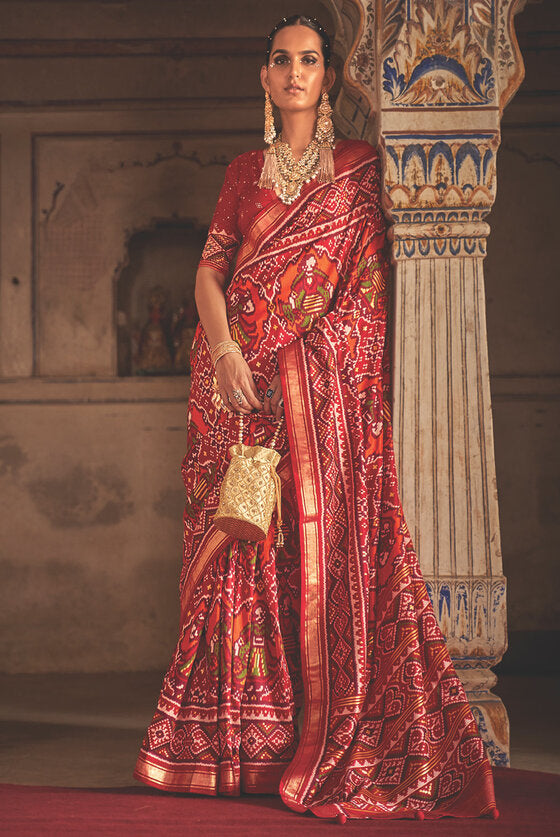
[260,24,334,113]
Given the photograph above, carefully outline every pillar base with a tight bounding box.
[457,667,510,767]
[424,574,509,765]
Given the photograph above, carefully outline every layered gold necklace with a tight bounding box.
[269,136,321,205]
[259,91,335,204]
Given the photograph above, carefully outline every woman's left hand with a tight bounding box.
[263,373,284,420]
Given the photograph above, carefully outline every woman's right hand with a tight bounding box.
[214,351,262,414]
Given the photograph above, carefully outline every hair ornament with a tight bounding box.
[264,14,331,67]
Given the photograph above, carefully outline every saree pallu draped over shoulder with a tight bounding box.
[134,140,498,820]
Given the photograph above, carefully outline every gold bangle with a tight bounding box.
[211,340,242,366]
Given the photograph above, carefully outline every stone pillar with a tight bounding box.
[331,0,529,766]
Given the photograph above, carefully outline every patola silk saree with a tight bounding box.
[134,140,498,820]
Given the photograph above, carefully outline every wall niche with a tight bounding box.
[116,221,206,377]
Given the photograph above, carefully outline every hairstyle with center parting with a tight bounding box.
[265,14,331,68]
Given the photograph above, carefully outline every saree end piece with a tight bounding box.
[303,801,500,822]
[307,805,421,821]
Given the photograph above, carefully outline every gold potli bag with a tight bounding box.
[213,415,285,547]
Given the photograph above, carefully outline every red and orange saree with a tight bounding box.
[134,140,498,820]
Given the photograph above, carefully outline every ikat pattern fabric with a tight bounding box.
[134,140,497,820]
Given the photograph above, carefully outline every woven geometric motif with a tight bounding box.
[441,676,468,706]
[383,685,404,718]
[331,716,358,748]
[169,727,188,757]
[147,718,173,751]
[379,621,397,652]
[426,709,446,742]
[356,718,384,749]
[438,768,465,799]
[200,229,239,275]
[420,610,443,642]
[407,726,431,757]
[242,722,292,759]
[459,736,485,766]
[376,756,406,786]
[397,589,417,621]
[188,725,214,757]
[242,723,271,759]
[321,182,351,216]
[402,660,423,691]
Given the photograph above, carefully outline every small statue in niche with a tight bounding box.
[136,285,173,374]
[173,298,199,374]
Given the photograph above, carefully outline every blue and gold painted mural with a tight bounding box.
[382,0,496,106]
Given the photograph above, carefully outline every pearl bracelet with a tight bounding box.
[211,340,242,366]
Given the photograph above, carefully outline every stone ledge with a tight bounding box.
[0,376,190,404]
[1,374,557,404]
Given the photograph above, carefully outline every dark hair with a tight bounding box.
[265,14,331,68]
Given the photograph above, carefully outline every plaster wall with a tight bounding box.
[0,378,188,672]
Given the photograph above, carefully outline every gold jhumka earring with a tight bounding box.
[264,90,277,145]
[258,90,335,203]
[315,90,335,182]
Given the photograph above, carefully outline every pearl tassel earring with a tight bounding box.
[258,91,279,189]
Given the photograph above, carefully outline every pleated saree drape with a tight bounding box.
[134,140,498,820]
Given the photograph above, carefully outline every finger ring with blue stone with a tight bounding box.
[265,387,275,399]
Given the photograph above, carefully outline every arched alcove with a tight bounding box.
[115,221,205,377]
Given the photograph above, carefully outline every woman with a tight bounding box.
[134,15,499,821]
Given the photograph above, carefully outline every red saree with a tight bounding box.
[134,140,498,820]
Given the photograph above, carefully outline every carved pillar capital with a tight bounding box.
[377,0,525,261]
[331,0,527,259]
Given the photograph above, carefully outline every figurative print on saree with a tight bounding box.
[134,139,499,821]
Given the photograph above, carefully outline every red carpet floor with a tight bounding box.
[1,767,559,836]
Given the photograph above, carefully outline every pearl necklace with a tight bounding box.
[271,136,320,205]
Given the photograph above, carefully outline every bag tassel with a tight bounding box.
[271,467,284,547]
[269,419,284,548]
